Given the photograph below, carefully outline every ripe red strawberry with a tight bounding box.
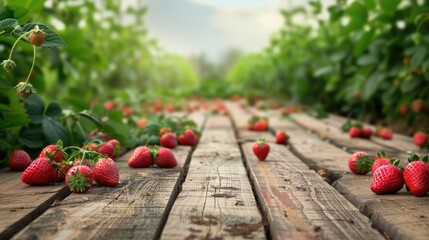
[178,129,198,146]
[82,143,97,151]
[38,144,64,163]
[399,104,409,116]
[72,158,92,168]
[97,142,115,159]
[21,157,57,185]
[107,139,121,159]
[128,146,153,168]
[136,118,147,128]
[93,158,119,187]
[348,151,373,175]
[246,124,255,131]
[89,130,111,141]
[360,128,373,139]
[56,161,71,182]
[159,127,173,137]
[379,128,393,140]
[66,165,93,193]
[254,119,268,131]
[275,130,288,144]
[104,101,116,111]
[8,150,32,171]
[155,147,177,168]
[29,26,45,47]
[252,138,270,161]
[353,91,361,100]
[404,154,429,197]
[371,162,404,194]
[348,127,361,138]
[412,99,425,113]
[413,132,428,148]
[371,151,390,173]
[160,133,178,149]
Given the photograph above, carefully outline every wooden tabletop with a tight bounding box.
[1,103,428,240]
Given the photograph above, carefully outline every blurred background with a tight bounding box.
[1,0,429,158]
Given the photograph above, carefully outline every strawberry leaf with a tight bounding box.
[0,18,19,35]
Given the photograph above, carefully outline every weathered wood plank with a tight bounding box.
[13,147,192,240]
[321,114,427,155]
[247,105,429,240]
[0,168,70,239]
[160,116,265,239]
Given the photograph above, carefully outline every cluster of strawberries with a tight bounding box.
[349,151,429,196]
[247,116,269,131]
[342,121,393,140]
[8,131,121,193]
[127,127,199,168]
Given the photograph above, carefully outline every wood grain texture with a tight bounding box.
[161,116,265,239]
[248,105,429,240]
[0,168,70,239]
[334,175,429,240]
[12,147,192,240]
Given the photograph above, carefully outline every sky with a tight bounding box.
[140,0,295,63]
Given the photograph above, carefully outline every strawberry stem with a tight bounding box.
[25,45,36,84]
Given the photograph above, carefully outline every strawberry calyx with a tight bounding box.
[355,155,374,174]
[389,159,403,171]
[256,138,267,146]
[408,153,429,163]
[377,151,387,158]
[67,169,92,193]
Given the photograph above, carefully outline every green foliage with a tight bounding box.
[228,0,429,122]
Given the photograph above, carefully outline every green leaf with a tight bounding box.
[0,18,18,34]
[78,110,102,127]
[42,118,70,145]
[344,2,368,33]
[354,30,374,57]
[411,46,427,68]
[18,126,45,148]
[357,54,377,66]
[23,94,45,124]
[363,0,376,10]
[362,71,384,100]
[20,23,66,48]
[0,89,29,130]
[401,77,421,92]
[379,0,401,13]
[107,110,124,121]
[103,119,130,146]
[45,101,62,118]
[314,66,333,77]
[5,0,44,23]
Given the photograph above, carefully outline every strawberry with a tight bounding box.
[360,128,373,139]
[404,154,429,197]
[8,150,32,171]
[66,165,93,193]
[56,161,71,182]
[107,139,121,159]
[104,101,117,111]
[371,161,404,194]
[371,151,390,173]
[128,146,153,168]
[159,127,173,137]
[348,127,361,138]
[93,158,119,187]
[246,124,255,131]
[353,91,360,100]
[275,130,288,144]
[348,151,373,175]
[97,142,115,159]
[29,26,45,47]
[137,118,147,128]
[254,119,268,131]
[155,147,177,168]
[399,104,409,116]
[82,143,97,151]
[379,128,393,140]
[160,133,178,149]
[413,132,428,148]
[121,106,134,116]
[412,99,425,113]
[38,144,65,163]
[72,158,92,168]
[89,130,111,141]
[178,129,198,146]
[252,138,270,161]
[21,157,57,185]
